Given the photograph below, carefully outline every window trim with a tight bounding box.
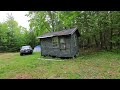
[74,34,77,46]
[52,36,59,47]
[60,37,66,50]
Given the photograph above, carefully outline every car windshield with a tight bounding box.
[22,46,30,49]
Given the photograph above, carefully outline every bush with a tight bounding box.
[111,49,120,54]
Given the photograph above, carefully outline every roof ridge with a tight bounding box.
[37,27,78,39]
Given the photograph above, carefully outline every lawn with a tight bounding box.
[0,51,120,79]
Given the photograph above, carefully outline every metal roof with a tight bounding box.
[37,27,80,39]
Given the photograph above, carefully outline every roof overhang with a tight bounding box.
[37,27,80,39]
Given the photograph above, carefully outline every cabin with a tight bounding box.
[37,27,80,58]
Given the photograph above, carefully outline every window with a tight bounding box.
[60,38,65,43]
[60,38,66,50]
[52,37,58,47]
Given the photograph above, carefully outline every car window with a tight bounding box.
[22,46,30,49]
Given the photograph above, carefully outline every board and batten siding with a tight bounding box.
[59,35,71,57]
[70,32,79,57]
[40,35,71,57]
[40,38,52,56]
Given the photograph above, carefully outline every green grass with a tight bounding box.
[0,51,120,79]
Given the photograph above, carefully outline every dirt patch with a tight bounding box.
[111,62,120,66]
[0,53,17,60]
[11,73,32,79]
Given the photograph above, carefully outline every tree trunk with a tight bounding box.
[87,38,90,48]
[47,11,55,32]
[100,31,103,49]
[94,35,98,48]
[117,30,120,49]
[103,31,107,50]
[110,29,113,50]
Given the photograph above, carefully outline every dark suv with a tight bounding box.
[20,46,33,56]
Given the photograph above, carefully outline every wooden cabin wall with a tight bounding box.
[70,32,79,57]
[40,35,72,57]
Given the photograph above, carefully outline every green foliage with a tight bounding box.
[1,11,120,52]
[27,11,120,50]
[0,14,30,52]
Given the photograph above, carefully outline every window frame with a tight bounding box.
[74,34,77,46]
[52,36,59,48]
[60,37,66,50]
